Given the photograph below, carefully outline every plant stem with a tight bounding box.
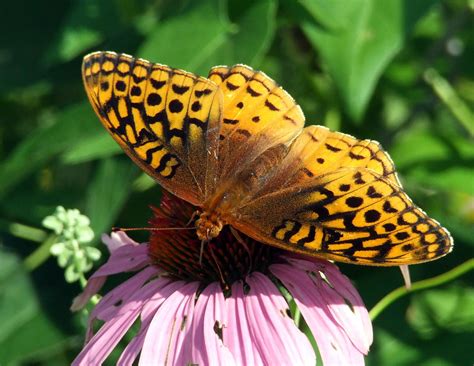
[293,306,301,327]
[23,235,58,271]
[369,259,474,321]
[0,218,47,242]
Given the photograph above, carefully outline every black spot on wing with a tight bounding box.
[150,79,166,89]
[246,85,261,97]
[325,143,342,152]
[172,84,190,95]
[365,209,381,223]
[169,99,184,113]
[224,118,239,125]
[195,88,213,97]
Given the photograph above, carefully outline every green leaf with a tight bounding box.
[424,68,474,137]
[407,285,474,339]
[44,0,140,65]
[85,158,139,237]
[301,0,437,121]
[0,250,65,364]
[371,311,474,366]
[369,328,423,366]
[0,102,101,200]
[214,0,277,66]
[298,0,355,31]
[390,126,474,196]
[138,0,276,75]
[44,1,106,64]
[61,132,121,164]
[0,2,69,90]
[138,0,230,74]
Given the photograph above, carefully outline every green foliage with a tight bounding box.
[300,0,439,121]
[0,0,472,364]
[0,251,72,364]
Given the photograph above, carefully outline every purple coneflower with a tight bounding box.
[72,192,372,365]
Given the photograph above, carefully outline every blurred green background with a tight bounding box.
[0,0,473,365]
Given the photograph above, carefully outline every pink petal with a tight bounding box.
[284,255,335,273]
[190,283,236,365]
[92,266,157,322]
[71,277,107,312]
[117,332,146,366]
[102,231,140,253]
[170,287,198,365]
[320,265,373,352]
[71,241,151,311]
[139,282,199,366]
[271,264,365,366]
[94,241,150,275]
[72,279,165,366]
[283,256,373,351]
[118,279,188,366]
[139,280,184,322]
[224,281,264,366]
[244,272,316,366]
[84,266,159,342]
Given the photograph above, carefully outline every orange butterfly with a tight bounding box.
[82,51,453,266]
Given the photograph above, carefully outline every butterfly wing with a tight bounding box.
[252,125,401,197]
[229,126,453,265]
[82,51,222,205]
[208,65,305,182]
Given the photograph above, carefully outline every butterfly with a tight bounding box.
[82,51,453,266]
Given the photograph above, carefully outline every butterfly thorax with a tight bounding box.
[196,145,290,241]
[195,211,224,241]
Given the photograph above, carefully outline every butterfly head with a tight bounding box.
[195,211,224,241]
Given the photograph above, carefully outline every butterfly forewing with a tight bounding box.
[208,65,305,182]
[82,52,222,205]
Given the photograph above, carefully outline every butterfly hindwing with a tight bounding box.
[251,125,400,198]
[230,126,453,265]
[82,52,222,205]
[233,168,452,265]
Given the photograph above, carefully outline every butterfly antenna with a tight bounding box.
[112,226,196,232]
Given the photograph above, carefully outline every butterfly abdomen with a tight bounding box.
[231,144,290,199]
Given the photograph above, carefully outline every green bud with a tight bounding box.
[42,206,101,283]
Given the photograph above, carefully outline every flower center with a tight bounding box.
[148,193,281,290]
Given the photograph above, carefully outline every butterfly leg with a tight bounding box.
[199,238,206,265]
[399,265,412,289]
[187,210,201,227]
[205,240,228,290]
[230,226,253,273]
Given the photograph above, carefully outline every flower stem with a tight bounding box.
[369,259,474,320]
[79,273,87,288]
[0,218,47,242]
[293,306,301,327]
[23,235,58,271]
